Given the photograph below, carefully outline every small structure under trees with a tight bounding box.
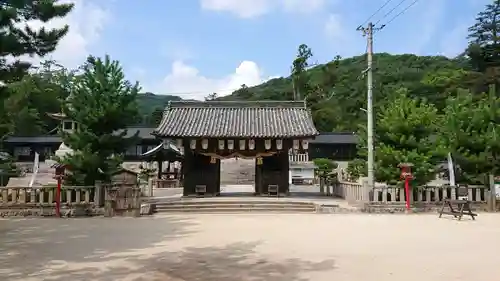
[140,141,184,188]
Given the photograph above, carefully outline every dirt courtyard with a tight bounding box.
[1,213,499,281]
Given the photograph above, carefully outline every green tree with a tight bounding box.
[150,107,164,126]
[314,157,338,194]
[0,151,20,186]
[0,0,73,137]
[467,0,500,90]
[291,44,313,101]
[205,92,218,101]
[232,84,253,99]
[313,158,338,178]
[350,89,442,186]
[3,61,77,136]
[57,55,141,185]
[438,86,500,184]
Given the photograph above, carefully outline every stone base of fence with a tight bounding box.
[0,206,104,217]
[362,202,490,214]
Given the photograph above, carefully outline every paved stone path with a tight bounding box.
[1,213,500,281]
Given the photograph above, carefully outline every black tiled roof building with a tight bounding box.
[153,100,319,138]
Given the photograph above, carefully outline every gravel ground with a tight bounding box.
[1,213,500,281]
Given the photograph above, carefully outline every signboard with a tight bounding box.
[447,152,456,186]
[28,152,39,188]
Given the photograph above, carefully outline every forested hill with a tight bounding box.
[137,92,182,123]
[219,53,478,132]
[142,53,478,132]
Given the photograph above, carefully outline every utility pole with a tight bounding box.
[357,22,380,190]
[291,66,297,100]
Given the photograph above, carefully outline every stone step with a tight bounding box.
[156,200,315,206]
[155,206,316,213]
[156,203,315,210]
[154,200,317,213]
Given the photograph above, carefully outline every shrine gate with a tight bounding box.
[152,100,319,196]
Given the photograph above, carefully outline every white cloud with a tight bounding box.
[200,0,326,18]
[11,0,109,68]
[149,60,273,100]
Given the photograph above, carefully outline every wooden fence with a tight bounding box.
[331,181,497,211]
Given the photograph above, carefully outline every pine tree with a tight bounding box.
[57,55,141,185]
[467,0,500,87]
[0,0,73,81]
[0,0,73,137]
[439,86,500,184]
[348,89,443,186]
[291,44,313,101]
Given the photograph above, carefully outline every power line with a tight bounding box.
[379,0,420,29]
[374,0,408,26]
[357,0,393,29]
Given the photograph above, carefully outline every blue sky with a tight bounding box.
[43,0,491,100]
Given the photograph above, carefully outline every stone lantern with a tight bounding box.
[47,94,76,159]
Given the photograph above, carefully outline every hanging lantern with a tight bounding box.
[176,139,183,148]
[301,139,309,150]
[257,157,263,165]
[210,156,217,164]
[293,139,299,150]
[190,139,196,149]
[264,139,271,150]
[218,140,225,150]
[228,139,234,150]
[202,139,208,149]
[239,139,246,150]
[276,139,283,150]
[249,139,255,150]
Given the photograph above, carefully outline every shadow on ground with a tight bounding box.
[0,216,195,281]
[0,217,334,281]
[152,241,335,281]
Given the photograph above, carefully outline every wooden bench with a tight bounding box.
[195,185,206,197]
[268,185,279,197]
[438,186,477,220]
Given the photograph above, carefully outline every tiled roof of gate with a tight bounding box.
[153,100,319,138]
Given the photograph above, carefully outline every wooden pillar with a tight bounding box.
[182,147,194,196]
[255,159,263,195]
[280,151,290,195]
[157,160,163,179]
[216,159,221,195]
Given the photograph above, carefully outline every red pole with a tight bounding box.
[56,176,61,217]
[404,176,411,211]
